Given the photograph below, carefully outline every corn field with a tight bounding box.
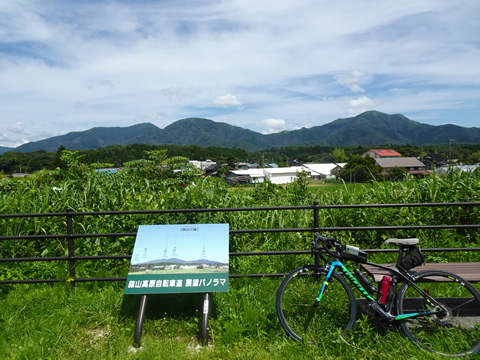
[1,167,479,282]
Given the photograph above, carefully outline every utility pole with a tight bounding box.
[449,139,455,162]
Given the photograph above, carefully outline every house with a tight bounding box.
[226,163,347,185]
[226,169,265,184]
[235,162,249,170]
[362,149,402,159]
[225,173,252,185]
[302,163,345,180]
[204,163,221,176]
[423,153,446,170]
[330,163,346,179]
[227,167,309,185]
[188,160,216,170]
[375,157,430,177]
[263,166,310,184]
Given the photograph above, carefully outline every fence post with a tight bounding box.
[313,201,320,265]
[66,208,76,286]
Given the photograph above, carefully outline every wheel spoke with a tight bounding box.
[276,265,356,343]
[398,270,480,356]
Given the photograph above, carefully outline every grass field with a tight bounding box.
[1,280,474,359]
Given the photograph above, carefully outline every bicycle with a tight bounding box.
[276,233,480,357]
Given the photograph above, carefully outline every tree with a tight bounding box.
[341,154,382,183]
[123,149,199,183]
[397,144,419,158]
[60,150,86,170]
[26,150,55,172]
[0,151,24,174]
[333,148,346,163]
[466,151,480,164]
[51,146,68,170]
[388,166,406,181]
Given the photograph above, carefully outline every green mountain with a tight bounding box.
[8,111,480,153]
[14,123,160,153]
[266,111,476,146]
[141,118,272,151]
[0,146,14,153]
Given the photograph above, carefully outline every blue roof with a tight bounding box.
[95,168,121,173]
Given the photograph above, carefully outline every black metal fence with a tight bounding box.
[1,201,480,285]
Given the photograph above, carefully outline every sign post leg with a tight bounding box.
[134,294,148,348]
[200,293,210,346]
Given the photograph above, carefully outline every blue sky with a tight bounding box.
[1,0,479,147]
[131,224,229,265]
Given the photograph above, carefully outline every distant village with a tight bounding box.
[9,148,478,182]
[190,148,477,185]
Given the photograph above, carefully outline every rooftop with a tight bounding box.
[367,149,402,157]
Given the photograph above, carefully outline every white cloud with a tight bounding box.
[85,80,115,90]
[214,94,242,107]
[144,112,163,120]
[0,2,54,43]
[158,87,199,101]
[7,122,28,133]
[347,96,376,115]
[0,1,479,146]
[261,118,287,134]
[334,71,370,93]
[72,100,87,108]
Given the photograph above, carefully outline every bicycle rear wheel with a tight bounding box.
[397,270,480,357]
[276,265,356,343]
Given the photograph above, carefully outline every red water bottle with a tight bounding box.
[378,276,391,304]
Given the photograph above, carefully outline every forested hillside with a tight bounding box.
[6,111,480,154]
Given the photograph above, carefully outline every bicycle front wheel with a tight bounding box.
[397,270,480,357]
[276,265,356,343]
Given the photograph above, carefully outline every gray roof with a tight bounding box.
[376,157,425,168]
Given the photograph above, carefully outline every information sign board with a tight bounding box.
[124,224,229,295]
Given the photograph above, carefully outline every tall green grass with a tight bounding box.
[1,168,479,358]
[1,169,479,280]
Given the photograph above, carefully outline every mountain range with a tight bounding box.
[133,258,227,266]
[2,111,480,154]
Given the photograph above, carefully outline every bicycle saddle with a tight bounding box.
[384,238,419,246]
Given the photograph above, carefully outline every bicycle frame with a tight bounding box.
[315,259,444,322]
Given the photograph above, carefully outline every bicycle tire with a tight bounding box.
[397,270,480,357]
[276,265,356,343]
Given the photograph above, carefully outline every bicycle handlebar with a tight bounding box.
[313,232,368,263]
[312,232,343,257]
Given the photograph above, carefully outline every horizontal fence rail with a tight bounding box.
[1,201,479,285]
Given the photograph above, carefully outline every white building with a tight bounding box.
[263,166,309,184]
[302,163,336,179]
[188,160,216,170]
[226,163,347,185]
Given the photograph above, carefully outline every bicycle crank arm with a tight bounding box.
[370,302,395,322]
